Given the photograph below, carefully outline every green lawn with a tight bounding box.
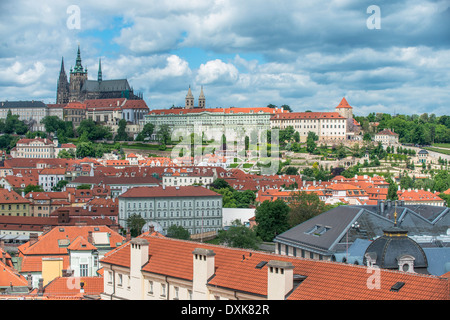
[424,147,450,156]
[432,143,450,149]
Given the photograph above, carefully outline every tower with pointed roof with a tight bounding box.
[56,57,70,104]
[69,45,88,102]
[198,86,206,108]
[335,97,353,119]
[97,58,102,82]
[185,86,194,109]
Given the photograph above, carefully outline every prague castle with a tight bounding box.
[56,45,142,104]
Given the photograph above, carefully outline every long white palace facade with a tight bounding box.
[143,87,359,143]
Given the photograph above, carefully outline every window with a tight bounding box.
[148,280,153,294]
[80,264,88,277]
[161,284,166,297]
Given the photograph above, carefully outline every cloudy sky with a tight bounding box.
[1,0,449,116]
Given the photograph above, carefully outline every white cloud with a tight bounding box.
[196,59,239,85]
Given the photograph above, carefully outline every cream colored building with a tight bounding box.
[0,100,48,131]
[101,237,296,301]
[271,111,348,142]
[10,137,76,159]
[144,106,286,140]
[374,129,399,146]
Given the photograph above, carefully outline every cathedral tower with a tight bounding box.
[185,85,194,109]
[69,45,88,102]
[56,57,69,104]
[198,86,206,108]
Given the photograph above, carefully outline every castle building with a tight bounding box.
[56,45,143,104]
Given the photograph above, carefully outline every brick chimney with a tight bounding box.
[126,228,131,241]
[267,260,294,300]
[37,278,44,296]
[27,273,33,290]
[29,233,39,246]
[1,251,6,265]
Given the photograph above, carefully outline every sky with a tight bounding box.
[0,0,449,116]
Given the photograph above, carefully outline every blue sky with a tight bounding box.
[0,0,449,115]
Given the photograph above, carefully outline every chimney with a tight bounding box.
[126,228,131,241]
[29,233,39,246]
[267,260,294,300]
[88,231,93,244]
[38,278,44,296]
[192,248,216,299]
[1,251,6,265]
[80,281,85,294]
[149,225,154,234]
[129,238,149,290]
[27,273,33,290]
[43,225,51,234]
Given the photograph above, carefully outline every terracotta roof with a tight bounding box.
[271,111,346,120]
[335,97,352,109]
[119,186,222,199]
[67,236,97,251]
[376,129,399,136]
[43,276,103,297]
[101,235,450,300]
[0,189,30,204]
[148,106,285,116]
[398,189,444,202]
[39,167,66,175]
[0,259,28,287]
[18,226,124,257]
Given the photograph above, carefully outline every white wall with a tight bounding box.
[222,208,255,227]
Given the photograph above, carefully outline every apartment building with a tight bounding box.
[0,189,30,217]
[100,234,450,300]
[17,225,124,288]
[118,186,223,235]
[38,167,66,192]
[161,167,217,187]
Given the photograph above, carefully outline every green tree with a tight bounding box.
[76,141,95,158]
[306,131,318,154]
[24,184,44,193]
[58,149,75,159]
[157,124,172,145]
[166,225,190,240]
[52,180,68,192]
[126,214,146,237]
[115,119,130,141]
[217,219,262,250]
[288,191,326,227]
[254,199,290,242]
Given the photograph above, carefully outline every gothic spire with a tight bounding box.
[98,58,102,82]
[73,44,86,74]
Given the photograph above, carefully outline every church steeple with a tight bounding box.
[72,44,86,74]
[56,57,69,104]
[98,58,102,82]
[198,85,205,108]
[185,85,194,109]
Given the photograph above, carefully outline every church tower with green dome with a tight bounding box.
[69,45,88,102]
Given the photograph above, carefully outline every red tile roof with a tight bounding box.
[119,186,222,199]
[335,97,352,109]
[0,259,28,287]
[43,276,103,297]
[101,235,450,300]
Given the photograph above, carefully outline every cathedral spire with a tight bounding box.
[98,58,102,82]
[73,44,86,74]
